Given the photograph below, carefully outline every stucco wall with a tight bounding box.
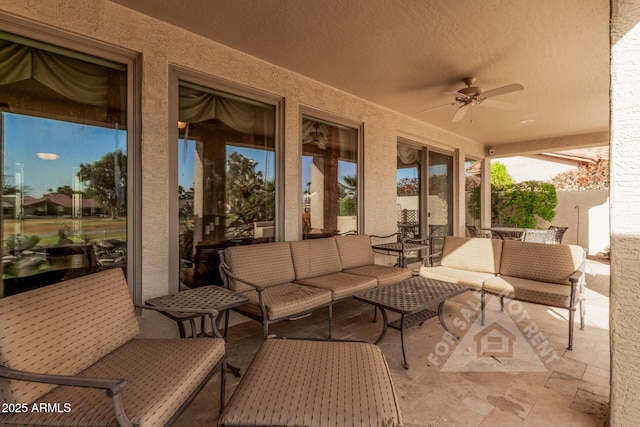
[0,1,482,304]
[611,0,640,423]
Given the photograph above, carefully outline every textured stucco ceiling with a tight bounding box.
[111,0,610,146]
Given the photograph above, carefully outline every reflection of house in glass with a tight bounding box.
[18,193,103,217]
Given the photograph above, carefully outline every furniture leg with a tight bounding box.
[437,301,459,339]
[374,306,389,345]
[480,291,486,326]
[400,313,409,369]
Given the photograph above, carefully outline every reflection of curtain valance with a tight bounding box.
[0,41,110,107]
[397,145,421,164]
[179,87,274,137]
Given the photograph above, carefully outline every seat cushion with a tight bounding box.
[0,338,225,427]
[296,272,377,301]
[344,264,412,287]
[239,283,332,320]
[440,236,503,274]
[419,265,492,290]
[224,242,295,292]
[290,238,343,280]
[334,234,375,269]
[483,275,573,308]
[219,339,402,427]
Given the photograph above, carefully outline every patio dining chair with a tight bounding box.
[520,228,557,244]
[466,225,490,238]
[549,225,569,244]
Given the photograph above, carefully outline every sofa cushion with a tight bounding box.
[483,275,574,308]
[224,242,295,292]
[239,283,332,320]
[0,268,139,405]
[500,241,585,285]
[0,338,225,427]
[334,234,375,269]
[290,238,343,280]
[344,265,412,287]
[296,272,377,300]
[440,236,503,274]
[419,265,493,290]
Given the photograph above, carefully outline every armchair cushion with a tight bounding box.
[483,275,573,308]
[440,236,503,274]
[239,283,332,320]
[224,242,295,292]
[290,238,343,280]
[500,240,585,284]
[0,268,139,404]
[334,234,375,269]
[344,265,412,287]
[295,272,377,301]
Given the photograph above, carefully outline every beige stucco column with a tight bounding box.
[610,0,640,423]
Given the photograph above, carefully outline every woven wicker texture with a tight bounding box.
[483,275,573,307]
[334,234,375,269]
[418,265,494,290]
[344,265,413,287]
[295,272,377,301]
[225,242,295,292]
[240,282,332,320]
[0,338,225,426]
[290,238,343,280]
[440,236,503,274]
[0,268,139,405]
[218,339,403,427]
[500,241,584,284]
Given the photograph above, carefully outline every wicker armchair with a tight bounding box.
[520,228,557,244]
[549,225,569,244]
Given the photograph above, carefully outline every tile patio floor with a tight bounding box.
[176,259,610,426]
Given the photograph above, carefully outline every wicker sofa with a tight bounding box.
[419,236,587,350]
[0,268,226,427]
[219,234,413,338]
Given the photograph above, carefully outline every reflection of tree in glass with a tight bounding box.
[397,177,419,196]
[78,150,127,218]
[226,152,274,225]
[339,175,357,216]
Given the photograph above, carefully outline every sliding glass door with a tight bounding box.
[427,150,453,252]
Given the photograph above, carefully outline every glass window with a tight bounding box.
[301,116,358,238]
[465,158,482,229]
[0,33,129,297]
[396,143,421,239]
[427,150,454,253]
[177,81,276,288]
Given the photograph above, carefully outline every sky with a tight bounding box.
[3,113,125,198]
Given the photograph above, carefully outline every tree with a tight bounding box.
[397,177,419,196]
[226,151,274,224]
[551,158,609,190]
[490,161,514,187]
[78,150,127,218]
[339,175,357,216]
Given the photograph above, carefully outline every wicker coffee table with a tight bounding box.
[354,276,470,369]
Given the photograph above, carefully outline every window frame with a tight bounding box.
[168,66,284,294]
[0,13,142,302]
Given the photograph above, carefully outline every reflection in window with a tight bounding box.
[465,158,482,229]
[397,144,421,239]
[301,116,358,238]
[0,34,128,297]
[177,82,275,287]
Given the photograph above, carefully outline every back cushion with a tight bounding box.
[0,268,139,404]
[224,242,295,292]
[441,236,503,274]
[500,240,585,284]
[334,235,375,269]
[290,238,343,280]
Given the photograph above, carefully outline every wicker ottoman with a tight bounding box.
[218,339,403,427]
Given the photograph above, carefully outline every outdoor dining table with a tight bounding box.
[481,226,526,240]
[371,236,433,267]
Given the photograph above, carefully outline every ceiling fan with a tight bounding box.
[417,77,524,123]
[303,122,328,149]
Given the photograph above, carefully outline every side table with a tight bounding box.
[145,285,249,376]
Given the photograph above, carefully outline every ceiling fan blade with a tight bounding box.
[480,98,516,110]
[416,102,457,115]
[452,104,470,122]
[482,83,524,99]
